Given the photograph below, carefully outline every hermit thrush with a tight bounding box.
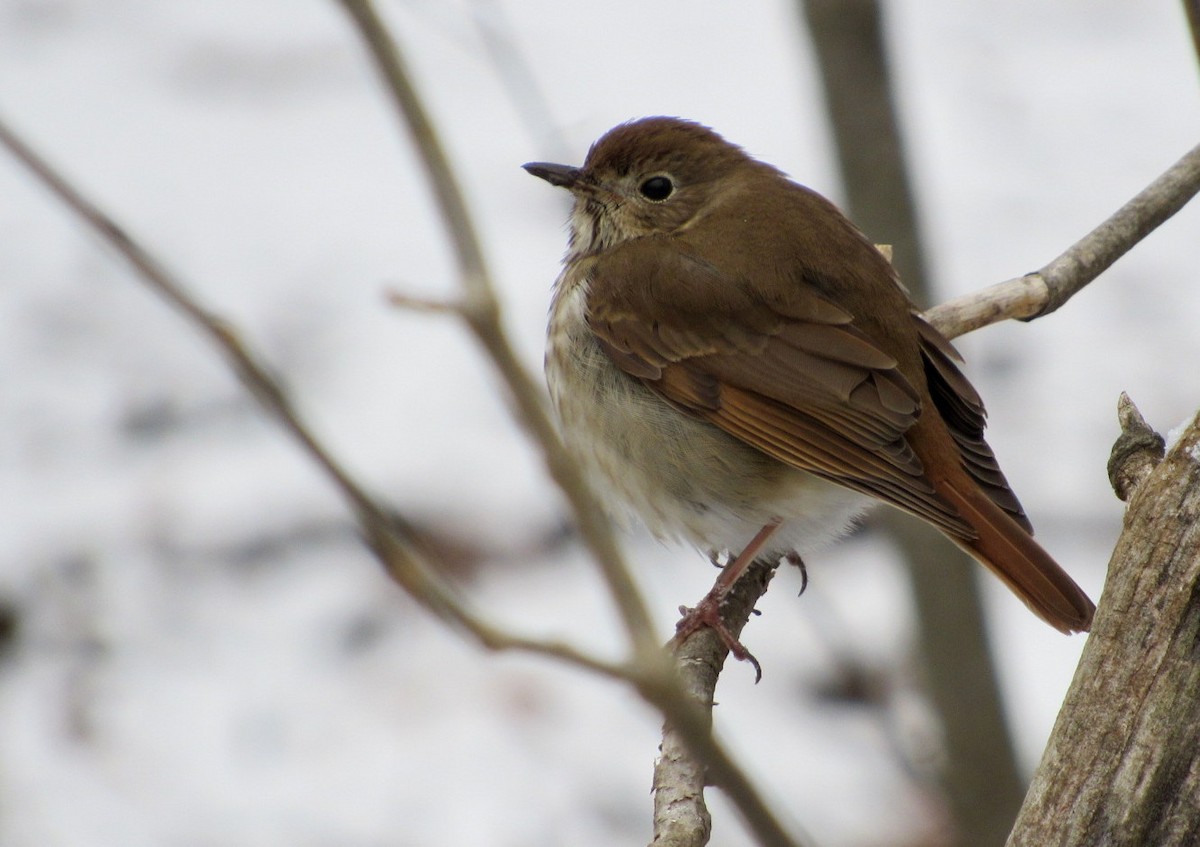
[525,117,1094,639]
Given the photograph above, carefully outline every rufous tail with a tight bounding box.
[940,480,1095,633]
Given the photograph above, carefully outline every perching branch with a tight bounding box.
[652,558,782,847]
[925,140,1200,339]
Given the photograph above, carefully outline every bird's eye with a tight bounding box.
[638,175,674,201]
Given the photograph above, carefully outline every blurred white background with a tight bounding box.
[2,1,1198,845]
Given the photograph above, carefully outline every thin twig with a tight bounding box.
[384,288,465,314]
[333,0,660,657]
[925,140,1200,339]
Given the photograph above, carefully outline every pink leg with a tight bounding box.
[669,519,782,681]
[705,519,782,596]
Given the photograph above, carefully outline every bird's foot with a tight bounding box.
[669,592,763,683]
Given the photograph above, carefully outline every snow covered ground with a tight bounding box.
[1,1,1198,844]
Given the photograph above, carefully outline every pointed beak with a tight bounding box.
[522,161,583,189]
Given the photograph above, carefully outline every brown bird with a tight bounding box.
[525,117,1094,648]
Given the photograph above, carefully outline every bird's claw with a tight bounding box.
[669,596,763,683]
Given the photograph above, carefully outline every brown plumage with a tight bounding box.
[528,117,1094,634]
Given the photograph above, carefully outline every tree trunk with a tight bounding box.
[1008,399,1200,845]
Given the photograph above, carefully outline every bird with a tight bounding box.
[524,117,1094,654]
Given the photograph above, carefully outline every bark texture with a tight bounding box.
[1008,404,1200,845]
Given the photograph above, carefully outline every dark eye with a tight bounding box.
[638,175,674,201]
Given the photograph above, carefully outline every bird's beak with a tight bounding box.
[522,161,583,189]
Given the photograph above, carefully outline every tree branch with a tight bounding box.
[334,0,660,656]
[652,559,781,847]
[925,140,1200,339]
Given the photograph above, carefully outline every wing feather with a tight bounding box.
[585,237,981,539]
[913,315,1033,531]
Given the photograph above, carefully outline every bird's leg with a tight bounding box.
[669,518,782,681]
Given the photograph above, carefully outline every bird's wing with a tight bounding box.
[586,236,974,538]
[912,314,1032,532]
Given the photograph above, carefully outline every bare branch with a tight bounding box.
[926,141,1200,339]
[636,631,811,847]
[333,0,660,656]
[0,119,360,524]
[384,288,466,314]
[653,559,783,847]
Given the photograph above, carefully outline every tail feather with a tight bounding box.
[940,480,1095,633]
